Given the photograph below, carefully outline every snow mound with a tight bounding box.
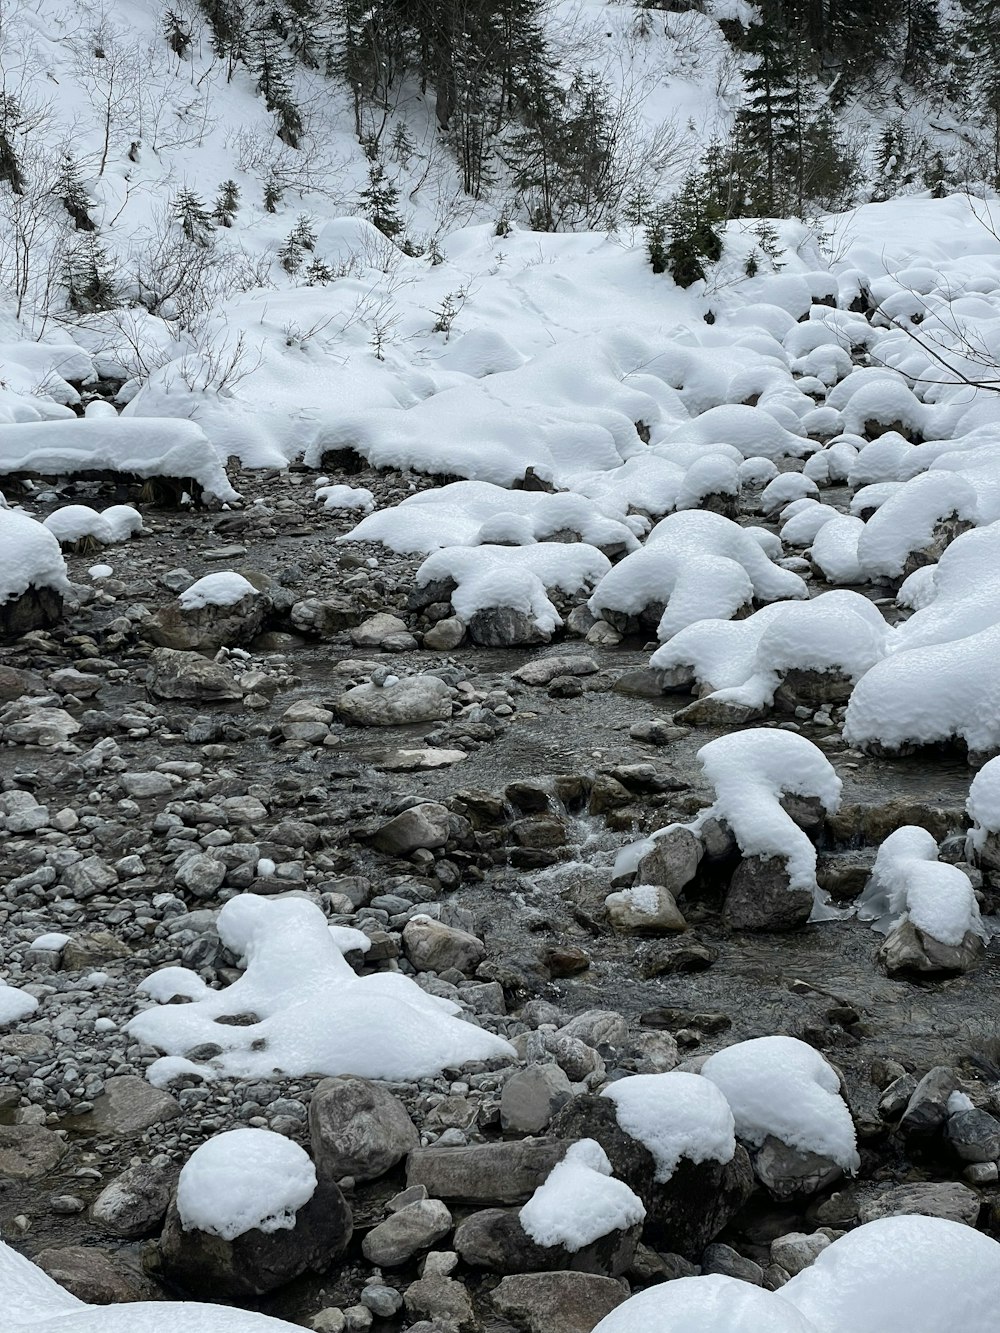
[100,505,144,541]
[663,403,814,462]
[808,513,865,584]
[967,755,1000,858]
[857,826,987,947]
[179,572,258,610]
[601,1072,735,1182]
[0,507,70,605]
[694,730,842,892]
[702,1036,859,1172]
[43,506,115,546]
[0,1234,303,1331]
[315,484,375,513]
[518,1139,645,1251]
[415,542,610,635]
[592,1274,815,1333]
[783,1215,1000,1333]
[780,501,840,546]
[128,894,514,1081]
[0,980,39,1026]
[589,509,806,641]
[855,472,977,580]
[0,419,239,502]
[344,480,640,555]
[176,1129,316,1241]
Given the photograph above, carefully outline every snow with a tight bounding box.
[0,419,239,503]
[967,756,1000,858]
[701,1036,860,1172]
[808,514,865,584]
[43,506,114,545]
[178,572,258,611]
[176,1129,316,1241]
[0,507,70,605]
[782,1216,1000,1333]
[518,1139,645,1251]
[694,730,842,893]
[100,505,145,541]
[592,1275,814,1333]
[858,825,987,947]
[761,473,820,514]
[128,894,514,1081]
[0,1235,303,1331]
[601,1072,735,1182]
[0,980,39,1025]
[315,484,375,513]
[855,472,978,580]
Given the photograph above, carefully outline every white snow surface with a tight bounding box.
[43,506,115,546]
[0,980,39,1025]
[857,825,987,947]
[701,1036,859,1172]
[315,484,375,513]
[592,1274,814,1333]
[601,1072,735,1182]
[0,1235,302,1332]
[694,730,842,892]
[0,507,70,605]
[176,1128,317,1240]
[128,894,514,1081]
[178,572,258,610]
[967,756,1000,857]
[518,1139,645,1251]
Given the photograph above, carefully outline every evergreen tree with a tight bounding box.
[56,154,96,231]
[263,176,283,212]
[957,0,1000,186]
[173,188,214,244]
[0,93,25,194]
[64,235,119,313]
[358,146,403,238]
[213,179,240,227]
[162,8,194,59]
[290,213,317,251]
[649,174,724,288]
[246,3,304,147]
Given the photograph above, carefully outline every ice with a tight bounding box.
[694,730,842,893]
[518,1139,645,1251]
[128,894,514,1081]
[0,507,70,606]
[176,1128,317,1241]
[0,1234,303,1330]
[702,1036,859,1171]
[601,1072,735,1182]
[178,572,258,610]
[858,825,987,947]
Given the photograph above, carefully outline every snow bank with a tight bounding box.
[858,825,987,947]
[967,755,1000,858]
[808,513,865,584]
[0,1235,303,1331]
[128,895,514,1081]
[415,542,610,634]
[178,572,258,610]
[176,1129,316,1240]
[663,403,813,462]
[43,505,114,545]
[592,1274,814,1333]
[589,509,806,641]
[856,472,977,580]
[518,1139,645,1250]
[0,419,239,502]
[0,507,70,605]
[701,1036,859,1172]
[783,1215,1000,1333]
[601,1072,735,1182]
[694,730,842,892]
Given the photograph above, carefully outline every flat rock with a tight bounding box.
[513,655,599,686]
[336,675,453,726]
[407,1139,567,1205]
[87,1075,181,1136]
[0,1123,66,1179]
[857,1181,980,1226]
[146,648,242,703]
[491,1272,628,1333]
[362,1198,453,1266]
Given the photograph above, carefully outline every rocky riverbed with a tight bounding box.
[1,457,998,1333]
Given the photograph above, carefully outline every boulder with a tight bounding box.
[635,827,702,896]
[606,884,687,933]
[454,1206,639,1278]
[336,675,453,726]
[362,1198,453,1266]
[158,1175,352,1297]
[857,1181,980,1227]
[947,1108,1000,1162]
[0,1123,66,1179]
[146,587,267,654]
[310,1077,419,1183]
[468,605,551,647]
[500,1064,573,1134]
[146,648,242,703]
[490,1271,628,1333]
[87,1076,181,1136]
[513,656,599,687]
[753,1135,844,1201]
[33,1247,157,1304]
[723,856,813,931]
[402,917,485,974]
[371,803,451,856]
[0,585,63,637]
[880,919,986,976]
[91,1157,178,1238]
[407,1140,567,1206]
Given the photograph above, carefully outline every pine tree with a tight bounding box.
[0,93,25,194]
[64,235,119,313]
[652,174,724,288]
[162,8,194,59]
[246,1,304,147]
[57,154,96,231]
[957,0,1000,186]
[173,188,214,244]
[263,176,283,212]
[213,179,240,227]
[290,213,316,251]
[358,146,403,238]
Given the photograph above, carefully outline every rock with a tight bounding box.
[403,1274,475,1329]
[606,884,687,933]
[403,917,485,974]
[638,941,717,977]
[362,1199,453,1266]
[0,1123,66,1179]
[900,1066,958,1136]
[59,855,119,900]
[557,1010,628,1051]
[724,857,813,931]
[857,1181,980,1227]
[87,1076,181,1136]
[351,613,410,647]
[120,770,175,798]
[91,1157,178,1238]
[513,656,599,687]
[0,585,63,636]
[372,748,467,771]
[635,827,702,896]
[147,586,267,654]
[309,1077,419,1184]
[33,1247,155,1304]
[769,1231,831,1276]
[947,1108,1000,1162]
[174,852,227,897]
[337,676,453,726]
[423,616,466,651]
[0,665,45,701]
[702,1242,763,1285]
[550,1097,753,1257]
[372,803,451,856]
[280,700,333,744]
[61,931,130,972]
[454,1206,639,1278]
[468,606,550,647]
[146,648,242,702]
[490,1272,629,1333]
[158,1175,352,1298]
[289,595,362,637]
[407,1140,567,1205]
[3,706,79,746]
[500,1065,573,1133]
[880,919,986,976]
[753,1136,843,1200]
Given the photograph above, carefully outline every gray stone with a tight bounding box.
[34,1247,156,1304]
[947,1108,1000,1162]
[501,1064,573,1133]
[407,1139,567,1205]
[857,1181,980,1227]
[120,771,175,798]
[753,1136,844,1201]
[403,917,485,974]
[403,1274,475,1329]
[87,1076,181,1136]
[337,675,453,726]
[606,884,687,933]
[60,855,118,900]
[702,1242,763,1285]
[309,1076,419,1183]
[289,595,362,637]
[557,1010,628,1051]
[91,1157,178,1238]
[900,1066,958,1136]
[422,617,466,651]
[174,852,227,897]
[372,803,451,856]
[468,606,550,647]
[147,586,267,654]
[351,613,409,647]
[769,1231,831,1276]
[724,856,813,931]
[635,827,702,896]
[881,919,986,976]
[0,1123,66,1179]
[146,648,242,702]
[362,1199,453,1266]
[513,656,599,687]
[490,1272,628,1333]
[454,1206,640,1278]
